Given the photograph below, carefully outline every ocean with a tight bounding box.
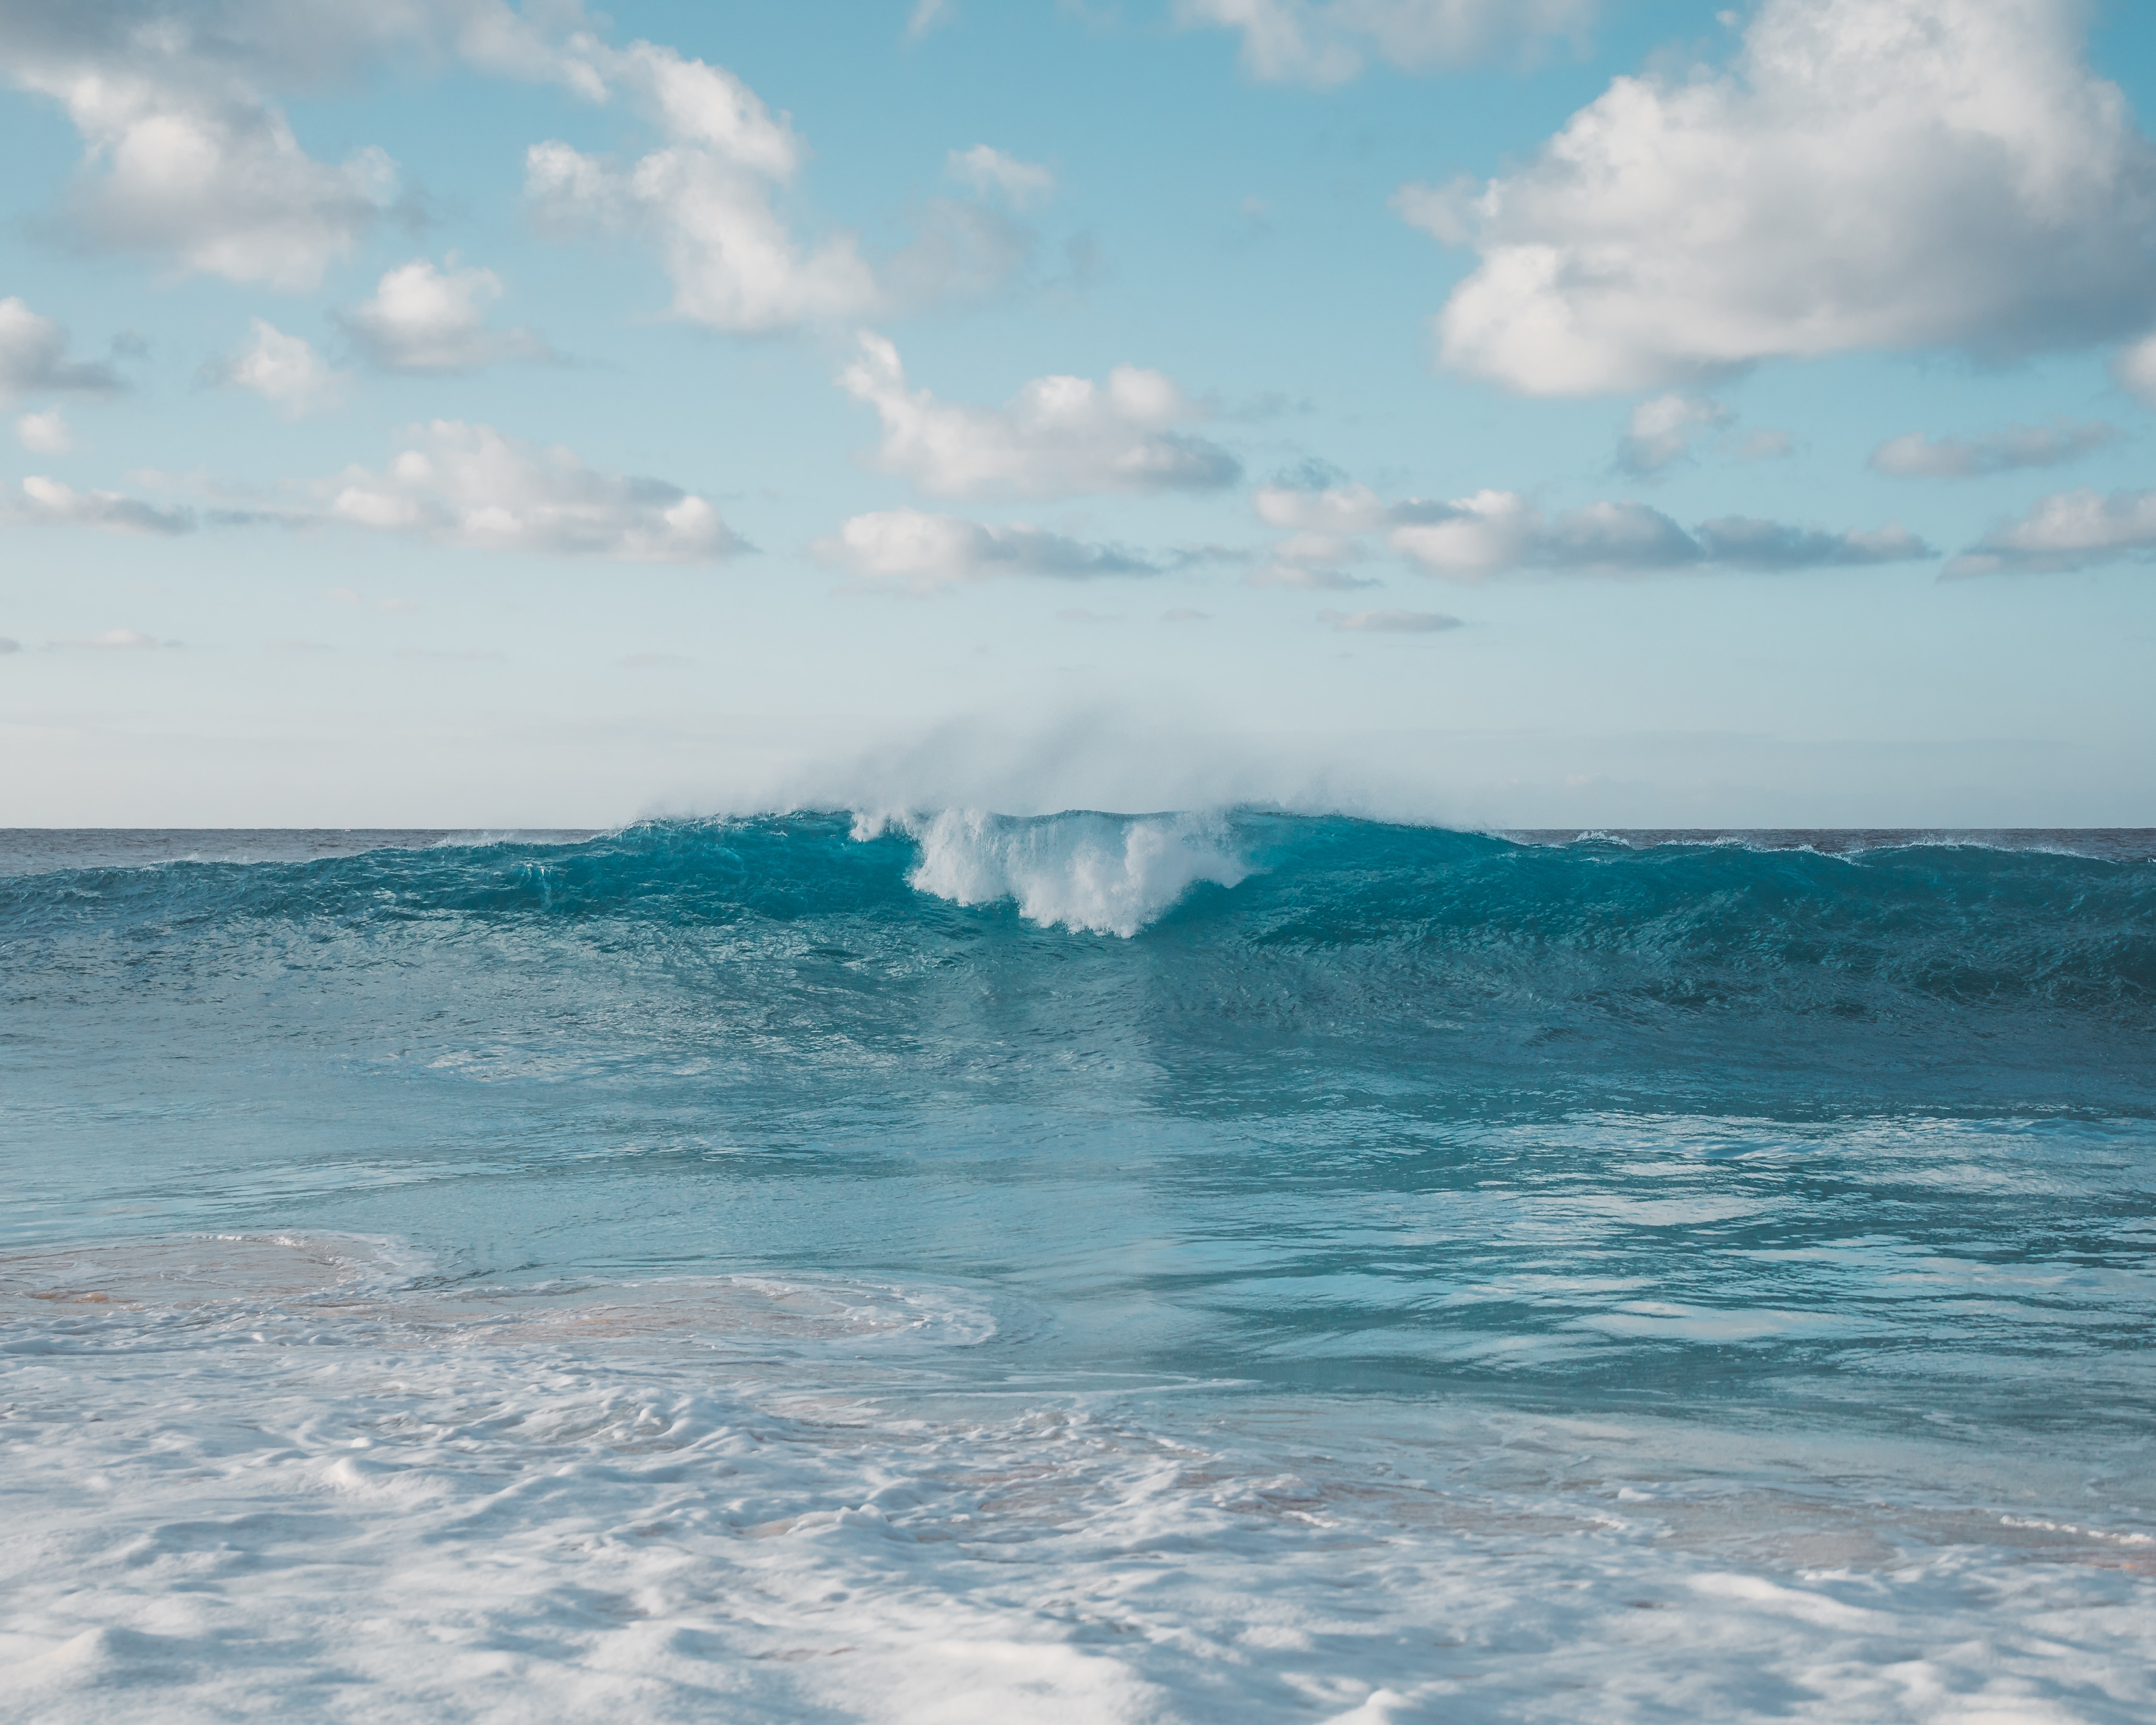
[3,813,2152,1722]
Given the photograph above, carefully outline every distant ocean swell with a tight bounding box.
[7,813,2149,1075]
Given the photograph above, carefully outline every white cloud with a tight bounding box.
[1390,492,1701,576]
[526,41,879,333]
[1617,395,1731,476]
[1868,419,2120,477]
[206,318,346,416]
[526,36,1041,328]
[1319,608,1462,632]
[947,146,1055,208]
[0,298,122,402]
[0,2,619,289]
[1945,487,2156,575]
[1246,480,1388,586]
[1412,0,2156,395]
[340,258,550,374]
[840,333,1239,501]
[0,13,397,289]
[2,7,1020,328]
[812,508,1154,592]
[16,411,74,453]
[8,475,193,535]
[1737,429,1794,462]
[1253,480,1391,535]
[318,422,736,562]
[1176,0,1593,87]
[1251,475,1929,579]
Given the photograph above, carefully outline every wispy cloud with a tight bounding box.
[1177,0,1593,87]
[1319,608,1461,632]
[1946,487,2156,576]
[8,476,193,535]
[813,508,1154,592]
[1869,420,2120,479]
[1251,476,1930,580]
[0,298,123,402]
[947,146,1054,209]
[908,0,957,42]
[50,628,177,649]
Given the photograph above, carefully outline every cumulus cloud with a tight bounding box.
[812,508,1154,592]
[526,33,1045,328]
[0,298,122,402]
[7,475,193,535]
[1251,475,1929,579]
[839,332,1240,500]
[16,411,74,453]
[3,6,1021,324]
[1410,0,2156,395]
[0,5,407,288]
[1320,607,1462,632]
[203,318,346,416]
[525,40,879,333]
[321,421,737,562]
[1868,418,2120,477]
[0,4,895,301]
[946,145,1054,208]
[339,258,552,374]
[1945,487,2156,575]
[0,1,635,288]
[1617,395,1731,476]
[1176,0,1593,86]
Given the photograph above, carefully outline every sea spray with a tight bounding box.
[900,807,1251,936]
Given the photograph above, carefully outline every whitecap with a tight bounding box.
[894,808,1251,937]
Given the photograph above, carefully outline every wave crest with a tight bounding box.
[895,808,1250,937]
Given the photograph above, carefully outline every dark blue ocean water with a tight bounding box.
[4,814,2153,1722]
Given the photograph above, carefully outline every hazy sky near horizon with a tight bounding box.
[3,0,2156,827]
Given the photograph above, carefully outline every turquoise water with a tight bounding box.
[4,815,2153,1722]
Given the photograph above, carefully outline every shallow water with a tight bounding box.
[3,814,2153,1722]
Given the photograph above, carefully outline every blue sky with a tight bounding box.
[3,0,2155,827]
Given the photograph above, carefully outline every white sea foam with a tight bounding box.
[892,808,1251,937]
[4,1235,2154,1724]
